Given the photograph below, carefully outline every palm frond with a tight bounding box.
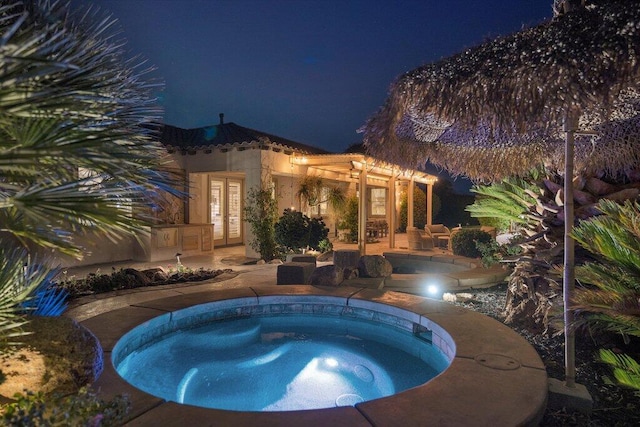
[599,349,640,390]
[467,176,541,228]
[0,1,183,259]
[0,246,50,347]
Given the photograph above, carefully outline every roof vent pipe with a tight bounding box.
[219,113,224,124]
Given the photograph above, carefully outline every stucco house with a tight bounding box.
[62,116,437,267]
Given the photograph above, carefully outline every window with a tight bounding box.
[370,188,386,216]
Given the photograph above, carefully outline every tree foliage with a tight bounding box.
[0,1,179,341]
[398,186,427,232]
[275,209,328,253]
[572,199,640,390]
[467,176,540,232]
[243,185,279,261]
[450,229,492,258]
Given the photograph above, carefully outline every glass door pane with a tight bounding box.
[227,180,243,243]
[210,179,225,241]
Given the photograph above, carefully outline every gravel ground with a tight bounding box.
[450,284,640,426]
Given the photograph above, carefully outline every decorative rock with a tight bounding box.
[286,254,317,265]
[344,267,359,280]
[142,268,168,283]
[309,265,345,287]
[442,293,456,302]
[124,268,151,286]
[256,259,266,265]
[277,262,316,285]
[268,259,284,264]
[358,255,392,278]
[316,251,334,262]
[333,249,360,270]
[456,292,475,302]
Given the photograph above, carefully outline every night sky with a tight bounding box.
[72,0,551,167]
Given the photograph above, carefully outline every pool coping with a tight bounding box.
[82,285,547,426]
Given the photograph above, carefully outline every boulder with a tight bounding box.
[358,255,392,278]
[343,267,359,280]
[286,254,316,265]
[123,268,151,286]
[333,249,360,270]
[277,262,315,285]
[309,265,345,287]
[142,268,168,283]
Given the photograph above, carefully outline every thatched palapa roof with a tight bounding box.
[362,0,640,181]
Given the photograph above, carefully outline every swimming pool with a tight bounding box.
[113,298,452,411]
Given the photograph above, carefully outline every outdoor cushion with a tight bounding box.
[407,227,434,250]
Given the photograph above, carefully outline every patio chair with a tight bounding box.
[407,227,434,251]
[424,224,451,247]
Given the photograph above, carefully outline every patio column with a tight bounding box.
[388,173,396,249]
[408,177,415,228]
[358,163,367,254]
[426,182,433,226]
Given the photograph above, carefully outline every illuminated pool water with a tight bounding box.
[113,299,451,412]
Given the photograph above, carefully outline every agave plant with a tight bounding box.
[572,199,640,390]
[0,1,180,342]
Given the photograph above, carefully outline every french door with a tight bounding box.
[209,177,243,247]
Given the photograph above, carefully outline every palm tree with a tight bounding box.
[0,1,179,343]
[572,199,640,390]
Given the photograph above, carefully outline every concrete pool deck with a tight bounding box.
[66,246,548,426]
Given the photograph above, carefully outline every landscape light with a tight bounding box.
[427,284,440,296]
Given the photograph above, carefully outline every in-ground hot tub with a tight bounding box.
[85,285,547,425]
[112,297,452,411]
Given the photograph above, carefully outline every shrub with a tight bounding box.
[338,196,358,243]
[55,266,228,299]
[451,229,492,258]
[275,209,329,253]
[476,236,523,267]
[398,186,427,232]
[21,268,68,317]
[243,185,280,261]
[572,199,640,391]
[2,388,130,426]
[318,238,333,253]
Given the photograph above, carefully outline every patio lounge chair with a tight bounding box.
[407,227,434,250]
[425,224,451,248]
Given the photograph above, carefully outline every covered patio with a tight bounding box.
[289,153,437,254]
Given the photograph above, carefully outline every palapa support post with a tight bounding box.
[547,109,592,413]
